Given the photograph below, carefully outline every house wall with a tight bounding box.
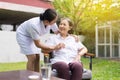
[0,31,27,63]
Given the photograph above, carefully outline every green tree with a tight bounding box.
[52,0,120,34]
[52,0,91,35]
[81,0,120,52]
[52,0,120,53]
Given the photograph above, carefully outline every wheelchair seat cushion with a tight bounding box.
[82,69,92,79]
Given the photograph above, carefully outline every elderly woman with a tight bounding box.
[45,18,88,80]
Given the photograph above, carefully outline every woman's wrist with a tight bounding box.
[49,46,56,50]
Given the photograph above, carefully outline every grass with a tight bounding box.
[82,58,120,80]
[0,62,26,72]
[0,58,120,80]
[94,59,120,80]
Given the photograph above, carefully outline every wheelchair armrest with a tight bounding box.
[84,53,95,57]
[84,53,95,70]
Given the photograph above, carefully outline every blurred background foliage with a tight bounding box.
[52,0,120,53]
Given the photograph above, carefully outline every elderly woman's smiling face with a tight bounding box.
[59,18,72,35]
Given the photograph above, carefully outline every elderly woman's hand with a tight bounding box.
[54,43,65,50]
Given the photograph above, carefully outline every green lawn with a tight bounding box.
[0,62,26,72]
[0,58,120,80]
[82,58,120,80]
